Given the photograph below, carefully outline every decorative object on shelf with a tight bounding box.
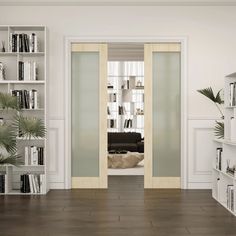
[137,80,142,87]
[1,41,5,52]
[230,117,236,141]
[0,62,6,81]
[197,87,224,138]
[136,108,144,115]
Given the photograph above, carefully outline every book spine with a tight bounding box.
[9,33,13,52]
[29,34,33,53]
[230,83,234,106]
[25,146,29,165]
[32,89,38,109]
[29,174,34,193]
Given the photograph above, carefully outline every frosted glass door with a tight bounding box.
[144,43,181,188]
[71,44,107,188]
[152,52,181,177]
[71,52,99,177]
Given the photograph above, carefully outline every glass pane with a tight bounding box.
[152,52,181,177]
[71,52,99,177]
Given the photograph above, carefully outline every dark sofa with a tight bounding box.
[108,132,144,153]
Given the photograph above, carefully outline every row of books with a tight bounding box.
[11,89,38,109]
[108,93,117,102]
[226,185,234,211]
[18,61,38,81]
[0,175,5,193]
[124,119,133,128]
[229,82,236,106]
[20,174,44,194]
[10,33,38,53]
[216,147,223,170]
[25,146,44,166]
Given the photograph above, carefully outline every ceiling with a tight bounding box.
[0,0,236,5]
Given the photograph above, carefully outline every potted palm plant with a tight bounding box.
[0,92,46,167]
[197,87,224,139]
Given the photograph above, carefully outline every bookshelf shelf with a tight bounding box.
[214,138,236,146]
[213,167,236,180]
[0,25,48,195]
[0,81,45,84]
[212,72,236,216]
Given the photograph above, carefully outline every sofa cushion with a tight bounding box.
[108,132,141,144]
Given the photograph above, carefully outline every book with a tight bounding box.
[31,146,38,165]
[25,146,29,165]
[40,175,45,194]
[229,83,235,106]
[216,147,222,170]
[0,175,5,193]
[20,174,31,193]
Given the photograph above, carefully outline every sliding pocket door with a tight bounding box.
[71,44,107,188]
[144,43,181,188]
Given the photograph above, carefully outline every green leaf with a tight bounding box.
[14,115,46,139]
[0,92,19,110]
[215,89,224,104]
[197,87,223,105]
[0,124,17,153]
[0,153,22,166]
[214,121,224,139]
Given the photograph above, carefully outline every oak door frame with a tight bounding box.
[65,36,188,189]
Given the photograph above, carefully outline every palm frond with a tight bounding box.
[197,87,223,105]
[215,89,224,104]
[14,115,46,139]
[0,124,17,153]
[0,153,22,166]
[0,92,19,110]
[214,121,224,139]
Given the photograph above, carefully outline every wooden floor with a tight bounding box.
[1,176,236,236]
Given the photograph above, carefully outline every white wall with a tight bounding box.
[1,5,236,188]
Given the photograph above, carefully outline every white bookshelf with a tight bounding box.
[107,62,144,137]
[212,72,236,215]
[0,25,48,195]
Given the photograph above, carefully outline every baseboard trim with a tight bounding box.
[188,182,211,189]
[49,182,65,189]
[71,177,107,188]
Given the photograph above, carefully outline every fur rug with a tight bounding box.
[108,152,144,169]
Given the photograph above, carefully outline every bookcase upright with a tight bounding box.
[213,72,236,215]
[0,25,48,195]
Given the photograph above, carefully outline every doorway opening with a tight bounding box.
[107,43,145,178]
